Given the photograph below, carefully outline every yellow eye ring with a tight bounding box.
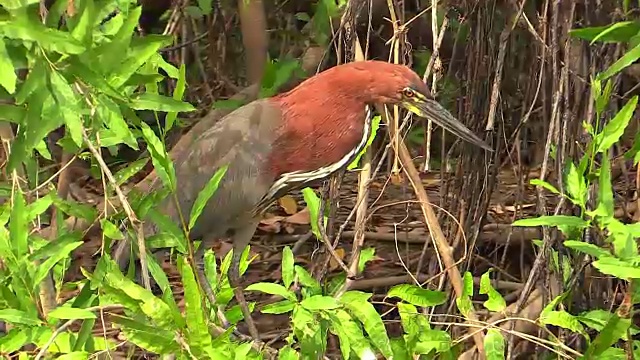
[402,88,415,98]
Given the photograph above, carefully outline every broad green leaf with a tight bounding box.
[53,197,97,222]
[300,295,340,310]
[414,329,452,354]
[282,246,295,289]
[9,189,28,257]
[540,310,586,337]
[596,96,638,153]
[100,219,124,240]
[47,307,96,320]
[578,310,637,341]
[397,302,419,338]
[68,0,96,44]
[570,22,640,43]
[484,329,505,360]
[512,215,589,229]
[178,256,215,359]
[456,272,474,317]
[340,291,393,358]
[0,38,17,93]
[479,271,506,312]
[130,93,196,113]
[564,240,612,259]
[294,265,322,295]
[261,300,295,314]
[329,308,375,360]
[246,282,296,302]
[56,352,90,360]
[591,21,640,44]
[278,346,300,360]
[387,284,447,307]
[0,309,41,326]
[15,58,46,104]
[593,257,640,279]
[188,165,228,230]
[357,247,376,273]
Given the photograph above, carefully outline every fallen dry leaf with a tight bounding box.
[284,207,311,225]
[329,248,346,271]
[278,195,298,215]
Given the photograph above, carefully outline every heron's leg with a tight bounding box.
[194,242,230,328]
[228,220,260,340]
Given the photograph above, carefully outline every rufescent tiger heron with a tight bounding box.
[113,60,492,340]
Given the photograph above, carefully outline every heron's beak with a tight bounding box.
[402,96,492,152]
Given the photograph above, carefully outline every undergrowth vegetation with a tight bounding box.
[1,0,640,359]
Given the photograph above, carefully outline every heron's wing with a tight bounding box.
[156,99,283,240]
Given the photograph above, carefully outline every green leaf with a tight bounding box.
[387,284,447,307]
[188,165,228,230]
[479,271,506,312]
[178,256,215,359]
[31,235,83,289]
[53,197,97,222]
[357,247,376,273]
[340,291,393,358]
[0,18,86,55]
[48,70,83,146]
[0,309,42,326]
[540,310,586,337]
[130,93,196,113]
[246,282,296,302]
[165,63,187,132]
[578,310,636,341]
[261,300,295,314]
[69,0,96,44]
[347,115,381,170]
[564,240,612,259]
[565,160,587,207]
[570,22,640,43]
[599,43,640,80]
[301,187,325,241]
[593,257,640,279]
[583,313,630,358]
[47,307,96,320]
[328,308,375,360]
[0,38,17,94]
[100,219,124,240]
[26,192,53,222]
[96,96,138,150]
[300,295,340,310]
[109,314,179,354]
[113,158,148,186]
[213,99,245,110]
[484,329,505,360]
[282,246,295,289]
[294,265,322,295]
[512,215,589,228]
[456,272,474,317]
[596,96,638,153]
[596,155,615,221]
[529,179,560,195]
[106,34,173,88]
[590,21,640,44]
[414,329,452,354]
[278,346,300,360]
[140,122,176,191]
[9,189,28,257]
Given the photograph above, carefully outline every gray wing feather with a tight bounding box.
[154,99,282,240]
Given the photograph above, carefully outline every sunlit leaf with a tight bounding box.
[0,38,17,94]
[596,96,638,153]
[512,215,589,229]
[593,257,640,279]
[245,282,296,302]
[479,271,506,312]
[484,329,505,360]
[300,295,340,310]
[340,291,392,358]
[48,307,96,320]
[599,43,640,81]
[387,284,447,307]
[130,93,196,113]
[282,246,295,289]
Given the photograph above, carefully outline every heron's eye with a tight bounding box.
[402,88,415,98]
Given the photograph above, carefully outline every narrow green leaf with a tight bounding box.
[109,314,179,354]
[294,265,322,295]
[113,158,148,186]
[565,161,587,207]
[48,70,83,146]
[347,115,381,170]
[599,42,640,80]
[0,38,17,94]
[529,179,560,195]
[26,193,53,221]
[32,238,83,289]
[281,246,295,289]
[564,240,612,259]
[47,307,96,320]
[178,256,215,359]
[512,215,589,228]
[387,284,447,307]
[301,187,325,241]
[357,247,376,273]
[0,19,86,55]
[583,313,629,358]
[188,165,228,230]
[165,63,187,132]
[130,93,196,113]
[261,300,295,314]
[540,310,586,337]
[140,122,175,191]
[9,189,28,257]
[53,197,97,222]
[100,219,124,240]
[106,34,173,88]
[456,272,474,317]
[590,21,640,44]
[245,282,296,302]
